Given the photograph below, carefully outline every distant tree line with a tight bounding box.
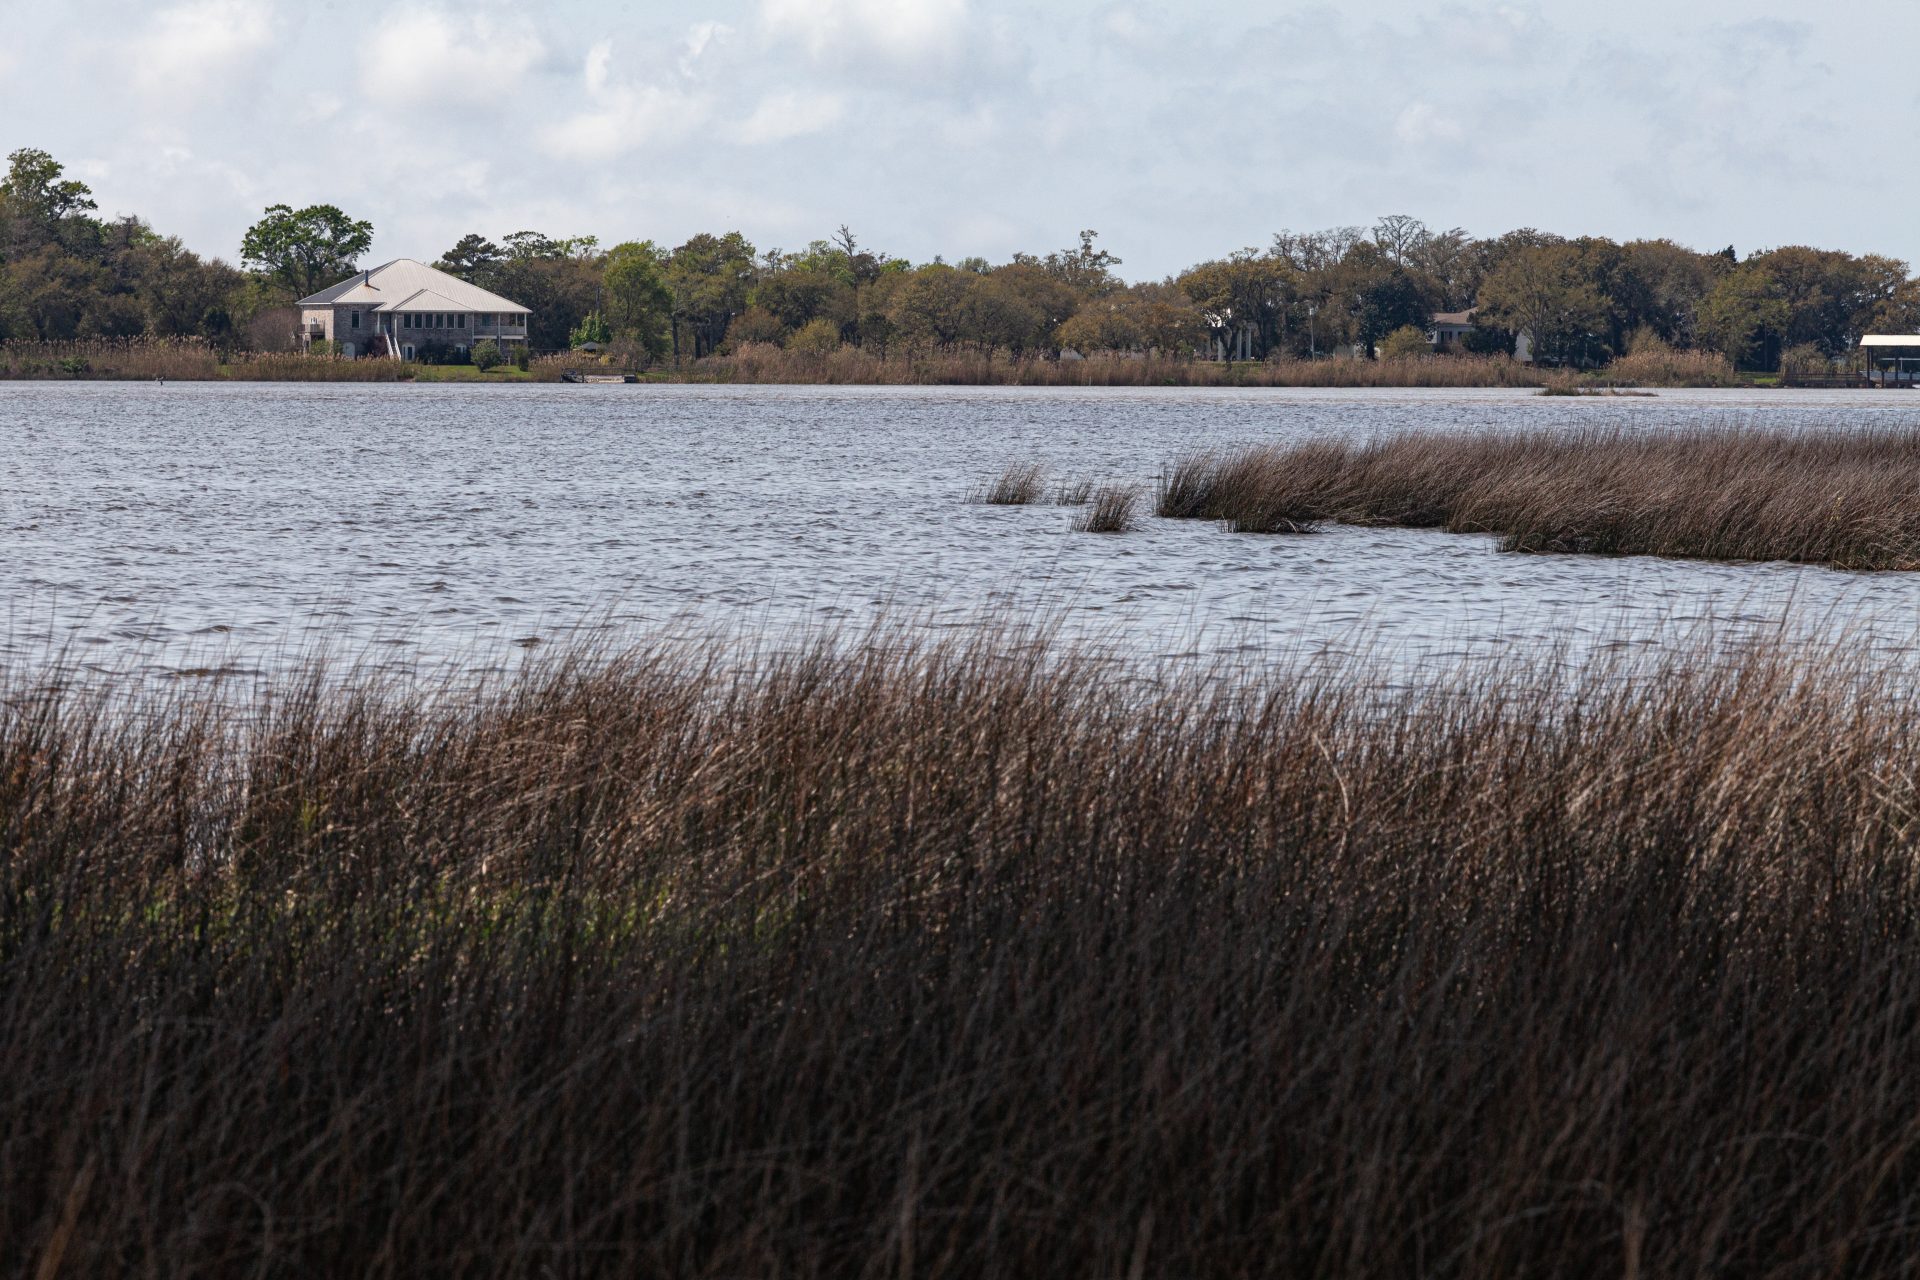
[5,146,1918,371]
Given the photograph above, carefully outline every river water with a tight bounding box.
[6,381,1920,680]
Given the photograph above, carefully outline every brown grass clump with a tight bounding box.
[1162,426,1920,568]
[1052,478,1094,505]
[1156,445,1334,532]
[8,633,1920,1274]
[1600,344,1742,388]
[1071,483,1141,532]
[974,461,1046,505]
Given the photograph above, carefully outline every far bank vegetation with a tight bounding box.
[4,145,1913,385]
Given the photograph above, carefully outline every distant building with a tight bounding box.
[1427,308,1533,362]
[296,259,532,360]
[1428,309,1475,351]
[1861,334,1920,385]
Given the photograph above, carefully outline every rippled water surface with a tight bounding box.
[8,381,1920,677]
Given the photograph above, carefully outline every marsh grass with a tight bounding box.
[689,344,1558,388]
[1051,478,1094,505]
[1161,426,1920,567]
[0,339,573,382]
[8,631,1920,1275]
[974,462,1047,505]
[1156,445,1328,531]
[1070,483,1141,532]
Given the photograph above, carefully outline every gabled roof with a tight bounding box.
[387,287,469,313]
[297,259,529,313]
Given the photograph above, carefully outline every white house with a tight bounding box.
[1428,309,1476,351]
[296,259,532,360]
[1428,308,1533,362]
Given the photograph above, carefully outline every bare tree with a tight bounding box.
[1371,214,1431,267]
[1271,226,1368,273]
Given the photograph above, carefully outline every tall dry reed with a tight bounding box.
[1071,483,1141,532]
[1162,426,1920,568]
[684,343,1556,388]
[973,462,1047,505]
[0,338,419,382]
[7,632,1920,1274]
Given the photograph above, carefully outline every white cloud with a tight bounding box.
[545,40,709,162]
[761,0,972,68]
[358,9,545,108]
[130,0,276,106]
[733,90,846,144]
[1394,102,1465,146]
[679,21,734,77]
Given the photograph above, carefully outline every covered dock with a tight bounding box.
[1861,334,1920,386]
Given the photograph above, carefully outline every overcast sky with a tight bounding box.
[8,0,1919,279]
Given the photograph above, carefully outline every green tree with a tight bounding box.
[569,312,612,347]
[1698,265,1789,370]
[240,203,374,299]
[789,316,843,355]
[1476,243,1607,365]
[1180,252,1298,359]
[602,241,672,361]
[1055,299,1142,353]
[490,231,601,351]
[666,231,757,359]
[1378,324,1432,360]
[471,339,503,371]
[887,265,973,351]
[1,148,97,225]
[436,234,505,286]
[1030,229,1123,297]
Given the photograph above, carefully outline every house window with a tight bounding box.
[457,314,467,329]
[351,311,361,330]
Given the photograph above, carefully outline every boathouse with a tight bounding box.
[296,260,533,360]
[1861,334,1920,386]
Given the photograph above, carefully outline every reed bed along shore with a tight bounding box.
[0,338,582,383]
[1160,426,1920,568]
[6,337,1752,389]
[9,631,1920,1275]
[690,343,1560,388]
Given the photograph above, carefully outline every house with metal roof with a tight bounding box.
[296,259,532,360]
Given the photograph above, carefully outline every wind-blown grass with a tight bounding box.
[973,461,1046,505]
[1071,483,1141,532]
[1161,426,1920,567]
[1052,477,1094,506]
[8,631,1920,1274]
